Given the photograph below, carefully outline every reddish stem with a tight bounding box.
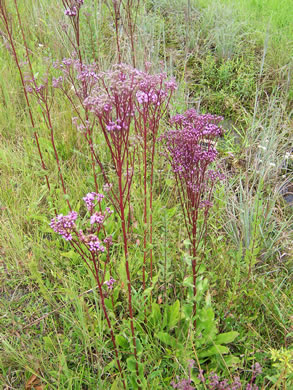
[92,254,126,389]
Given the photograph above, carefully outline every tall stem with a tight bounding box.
[0,1,52,203]
[92,256,126,389]
[118,168,140,379]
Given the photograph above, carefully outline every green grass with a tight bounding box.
[0,0,292,388]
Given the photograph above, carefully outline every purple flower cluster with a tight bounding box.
[90,207,112,225]
[104,235,113,246]
[161,110,224,323]
[50,193,114,258]
[197,364,262,390]
[83,192,104,211]
[81,64,176,122]
[160,108,224,234]
[84,235,105,253]
[50,211,78,241]
[52,76,63,88]
[64,0,84,17]
[53,62,177,137]
[203,373,241,390]
[104,276,116,291]
[162,109,223,180]
[171,377,195,390]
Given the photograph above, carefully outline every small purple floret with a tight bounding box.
[50,211,78,241]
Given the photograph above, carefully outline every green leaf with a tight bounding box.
[104,298,113,311]
[116,335,129,349]
[117,258,127,286]
[152,272,160,286]
[183,303,193,320]
[127,356,137,373]
[223,355,241,366]
[143,287,153,297]
[215,331,239,345]
[168,300,180,329]
[136,338,143,355]
[151,303,161,326]
[198,345,229,358]
[156,332,177,348]
[61,250,77,259]
[162,306,169,329]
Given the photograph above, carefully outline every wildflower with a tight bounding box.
[103,183,113,192]
[171,376,195,389]
[245,385,259,390]
[64,6,77,17]
[231,377,241,390]
[52,76,63,88]
[106,120,122,132]
[83,192,104,211]
[104,235,113,246]
[105,207,113,215]
[251,363,262,375]
[104,276,116,290]
[198,369,205,383]
[50,211,78,241]
[208,372,220,388]
[86,235,105,253]
[90,212,105,225]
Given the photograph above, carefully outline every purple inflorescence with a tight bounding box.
[90,212,105,225]
[160,108,224,231]
[52,76,63,88]
[64,7,77,17]
[161,109,224,181]
[50,211,78,241]
[64,0,84,17]
[196,364,262,389]
[171,377,195,390]
[83,192,104,211]
[86,235,105,253]
[50,192,114,259]
[104,276,116,290]
[53,62,177,135]
[104,235,113,246]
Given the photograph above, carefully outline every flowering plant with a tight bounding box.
[161,109,224,324]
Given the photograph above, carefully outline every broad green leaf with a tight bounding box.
[116,335,129,349]
[162,306,169,329]
[136,338,143,355]
[215,331,239,345]
[127,356,137,373]
[223,355,241,366]
[168,300,180,329]
[183,303,193,320]
[198,345,229,358]
[151,303,161,326]
[156,332,177,348]
[104,298,113,311]
[143,287,153,297]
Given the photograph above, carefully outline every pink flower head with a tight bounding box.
[86,235,105,253]
[104,276,116,290]
[50,211,78,241]
[83,192,104,211]
[90,212,105,225]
